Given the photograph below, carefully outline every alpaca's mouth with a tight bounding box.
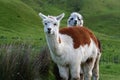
[74,21,77,26]
[47,31,54,35]
[48,31,51,34]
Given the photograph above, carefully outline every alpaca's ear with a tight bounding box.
[39,13,47,20]
[56,13,65,21]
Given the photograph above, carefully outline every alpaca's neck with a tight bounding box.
[46,32,61,56]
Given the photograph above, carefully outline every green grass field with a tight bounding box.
[0,0,120,80]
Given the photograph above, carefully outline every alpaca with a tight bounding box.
[39,13,101,80]
[68,12,102,80]
[67,12,84,27]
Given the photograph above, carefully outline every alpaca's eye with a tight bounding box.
[77,17,81,20]
[54,23,57,26]
[70,18,73,20]
[45,23,47,25]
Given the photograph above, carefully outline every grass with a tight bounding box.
[0,44,51,80]
[100,63,120,80]
[0,0,45,45]
[0,44,34,80]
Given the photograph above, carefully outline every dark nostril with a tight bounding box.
[75,20,77,23]
[48,28,51,31]
[74,20,77,25]
[74,20,77,24]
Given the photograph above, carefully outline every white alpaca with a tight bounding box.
[39,13,101,80]
[67,12,84,27]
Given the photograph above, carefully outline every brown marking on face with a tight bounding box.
[59,27,92,49]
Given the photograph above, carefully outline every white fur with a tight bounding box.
[39,13,99,80]
[68,12,84,27]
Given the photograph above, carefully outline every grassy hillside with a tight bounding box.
[81,0,120,37]
[0,0,44,45]
[0,0,120,80]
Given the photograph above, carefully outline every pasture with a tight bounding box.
[0,0,120,80]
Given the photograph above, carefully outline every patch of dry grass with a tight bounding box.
[0,44,51,80]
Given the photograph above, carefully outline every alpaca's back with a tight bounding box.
[59,26,99,50]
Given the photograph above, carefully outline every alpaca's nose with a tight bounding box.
[74,20,77,25]
[47,28,51,33]
[48,28,51,31]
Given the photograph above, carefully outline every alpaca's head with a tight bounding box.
[67,12,83,27]
[39,13,65,35]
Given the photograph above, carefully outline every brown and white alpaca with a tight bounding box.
[68,12,102,80]
[39,13,101,80]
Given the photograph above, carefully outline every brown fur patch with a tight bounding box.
[82,27,99,49]
[82,27,101,52]
[59,27,91,48]
[59,27,98,49]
